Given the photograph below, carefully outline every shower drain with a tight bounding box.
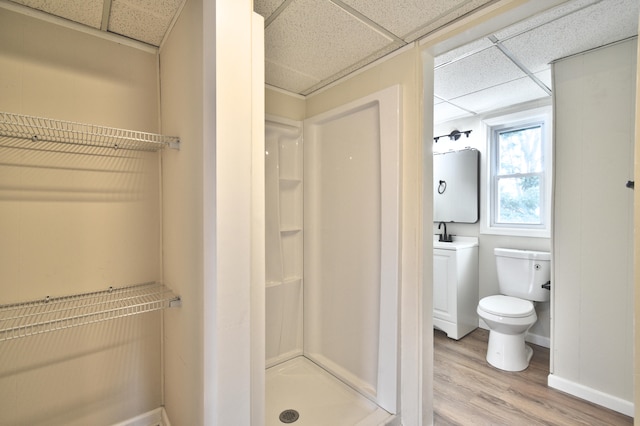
[279,409,300,423]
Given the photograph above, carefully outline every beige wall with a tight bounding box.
[266,86,306,121]
[158,0,205,423]
[0,8,162,426]
[160,0,262,425]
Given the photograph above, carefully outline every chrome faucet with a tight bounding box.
[438,222,452,242]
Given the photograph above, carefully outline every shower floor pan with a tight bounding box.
[266,356,395,426]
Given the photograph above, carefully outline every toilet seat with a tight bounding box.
[478,295,534,318]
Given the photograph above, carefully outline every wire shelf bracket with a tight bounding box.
[0,282,181,342]
[0,111,180,152]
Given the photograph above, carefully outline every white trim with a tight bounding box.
[525,332,550,349]
[0,0,158,54]
[265,84,306,100]
[480,105,553,238]
[110,407,168,426]
[548,374,634,417]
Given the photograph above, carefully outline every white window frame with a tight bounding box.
[481,106,552,238]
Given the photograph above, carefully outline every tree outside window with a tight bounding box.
[492,123,545,227]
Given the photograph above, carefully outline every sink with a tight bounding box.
[433,236,478,250]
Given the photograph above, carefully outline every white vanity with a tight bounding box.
[433,236,479,340]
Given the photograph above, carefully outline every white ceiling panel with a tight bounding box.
[266,59,321,94]
[494,0,598,41]
[449,76,550,115]
[266,0,394,83]
[500,0,638,73]
[254,0,287,20]
[302,41,403,95]
[10,0,103,28]
[434,101,474,124]
[403,0,494,42]
[5,0,637,97]
[109,0,182,46]
[434,37,493,68]
[341,0,468,39]
[434,46,526,100]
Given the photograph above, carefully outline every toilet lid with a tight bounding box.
[479,295,534,318]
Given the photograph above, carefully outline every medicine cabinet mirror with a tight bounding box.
[433,148,479,223]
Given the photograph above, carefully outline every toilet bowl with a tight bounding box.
[478,248,550,372]
[477,295,537,371]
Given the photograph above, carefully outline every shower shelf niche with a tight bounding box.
[0,111,180,151]
[0,282,181,342]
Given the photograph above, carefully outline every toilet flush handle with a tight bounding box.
[541,281,551,290]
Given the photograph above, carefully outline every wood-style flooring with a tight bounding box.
[433,328,633,426]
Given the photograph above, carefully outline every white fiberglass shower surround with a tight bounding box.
[265,86,401,425]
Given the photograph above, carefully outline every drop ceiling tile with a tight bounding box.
[266,0,394,83]
[254,0,287,20]
[301,41,403,95]
[341,0,468,39]
[266,59,321,94]
[500,0,638,73]
[494,0,599,41]
[535,69,552,90]
[434,101,473,124]
[434,37,493,68]
[11,0,103,28]
[450,76,550,114]
[404,0,494,43]
[434,46,526,100]
[109,0,183,46]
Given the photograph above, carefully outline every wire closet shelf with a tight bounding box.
[0,111,180,151]
[0,282,181,342]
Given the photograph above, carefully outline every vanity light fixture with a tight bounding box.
[433,129,472,143]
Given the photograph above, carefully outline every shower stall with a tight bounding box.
[265,86,401,425]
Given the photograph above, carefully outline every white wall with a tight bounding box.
[0,7,162,425]
[433,99,552,344]
[306,45,427,425]
[551,39,636,416]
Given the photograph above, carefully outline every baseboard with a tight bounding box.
[266,348,303,369]
[111,407,171,426]
[525,332,550,348]
[548,374,634,417]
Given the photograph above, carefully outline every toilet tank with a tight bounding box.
[495,248,551,302]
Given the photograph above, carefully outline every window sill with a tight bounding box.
[480,226,550,239]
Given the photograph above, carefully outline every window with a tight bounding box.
[483,107,552,237]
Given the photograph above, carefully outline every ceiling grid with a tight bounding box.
[2,0,638,116]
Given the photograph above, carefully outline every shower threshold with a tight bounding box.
[266,356,395,426]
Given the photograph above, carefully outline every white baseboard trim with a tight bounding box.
[525,332,550,348]
[111,407,171,426]
[548,374,634,417]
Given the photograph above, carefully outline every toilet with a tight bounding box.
[477,248,551,372]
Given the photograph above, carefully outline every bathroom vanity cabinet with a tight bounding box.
[433,237,479,340]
